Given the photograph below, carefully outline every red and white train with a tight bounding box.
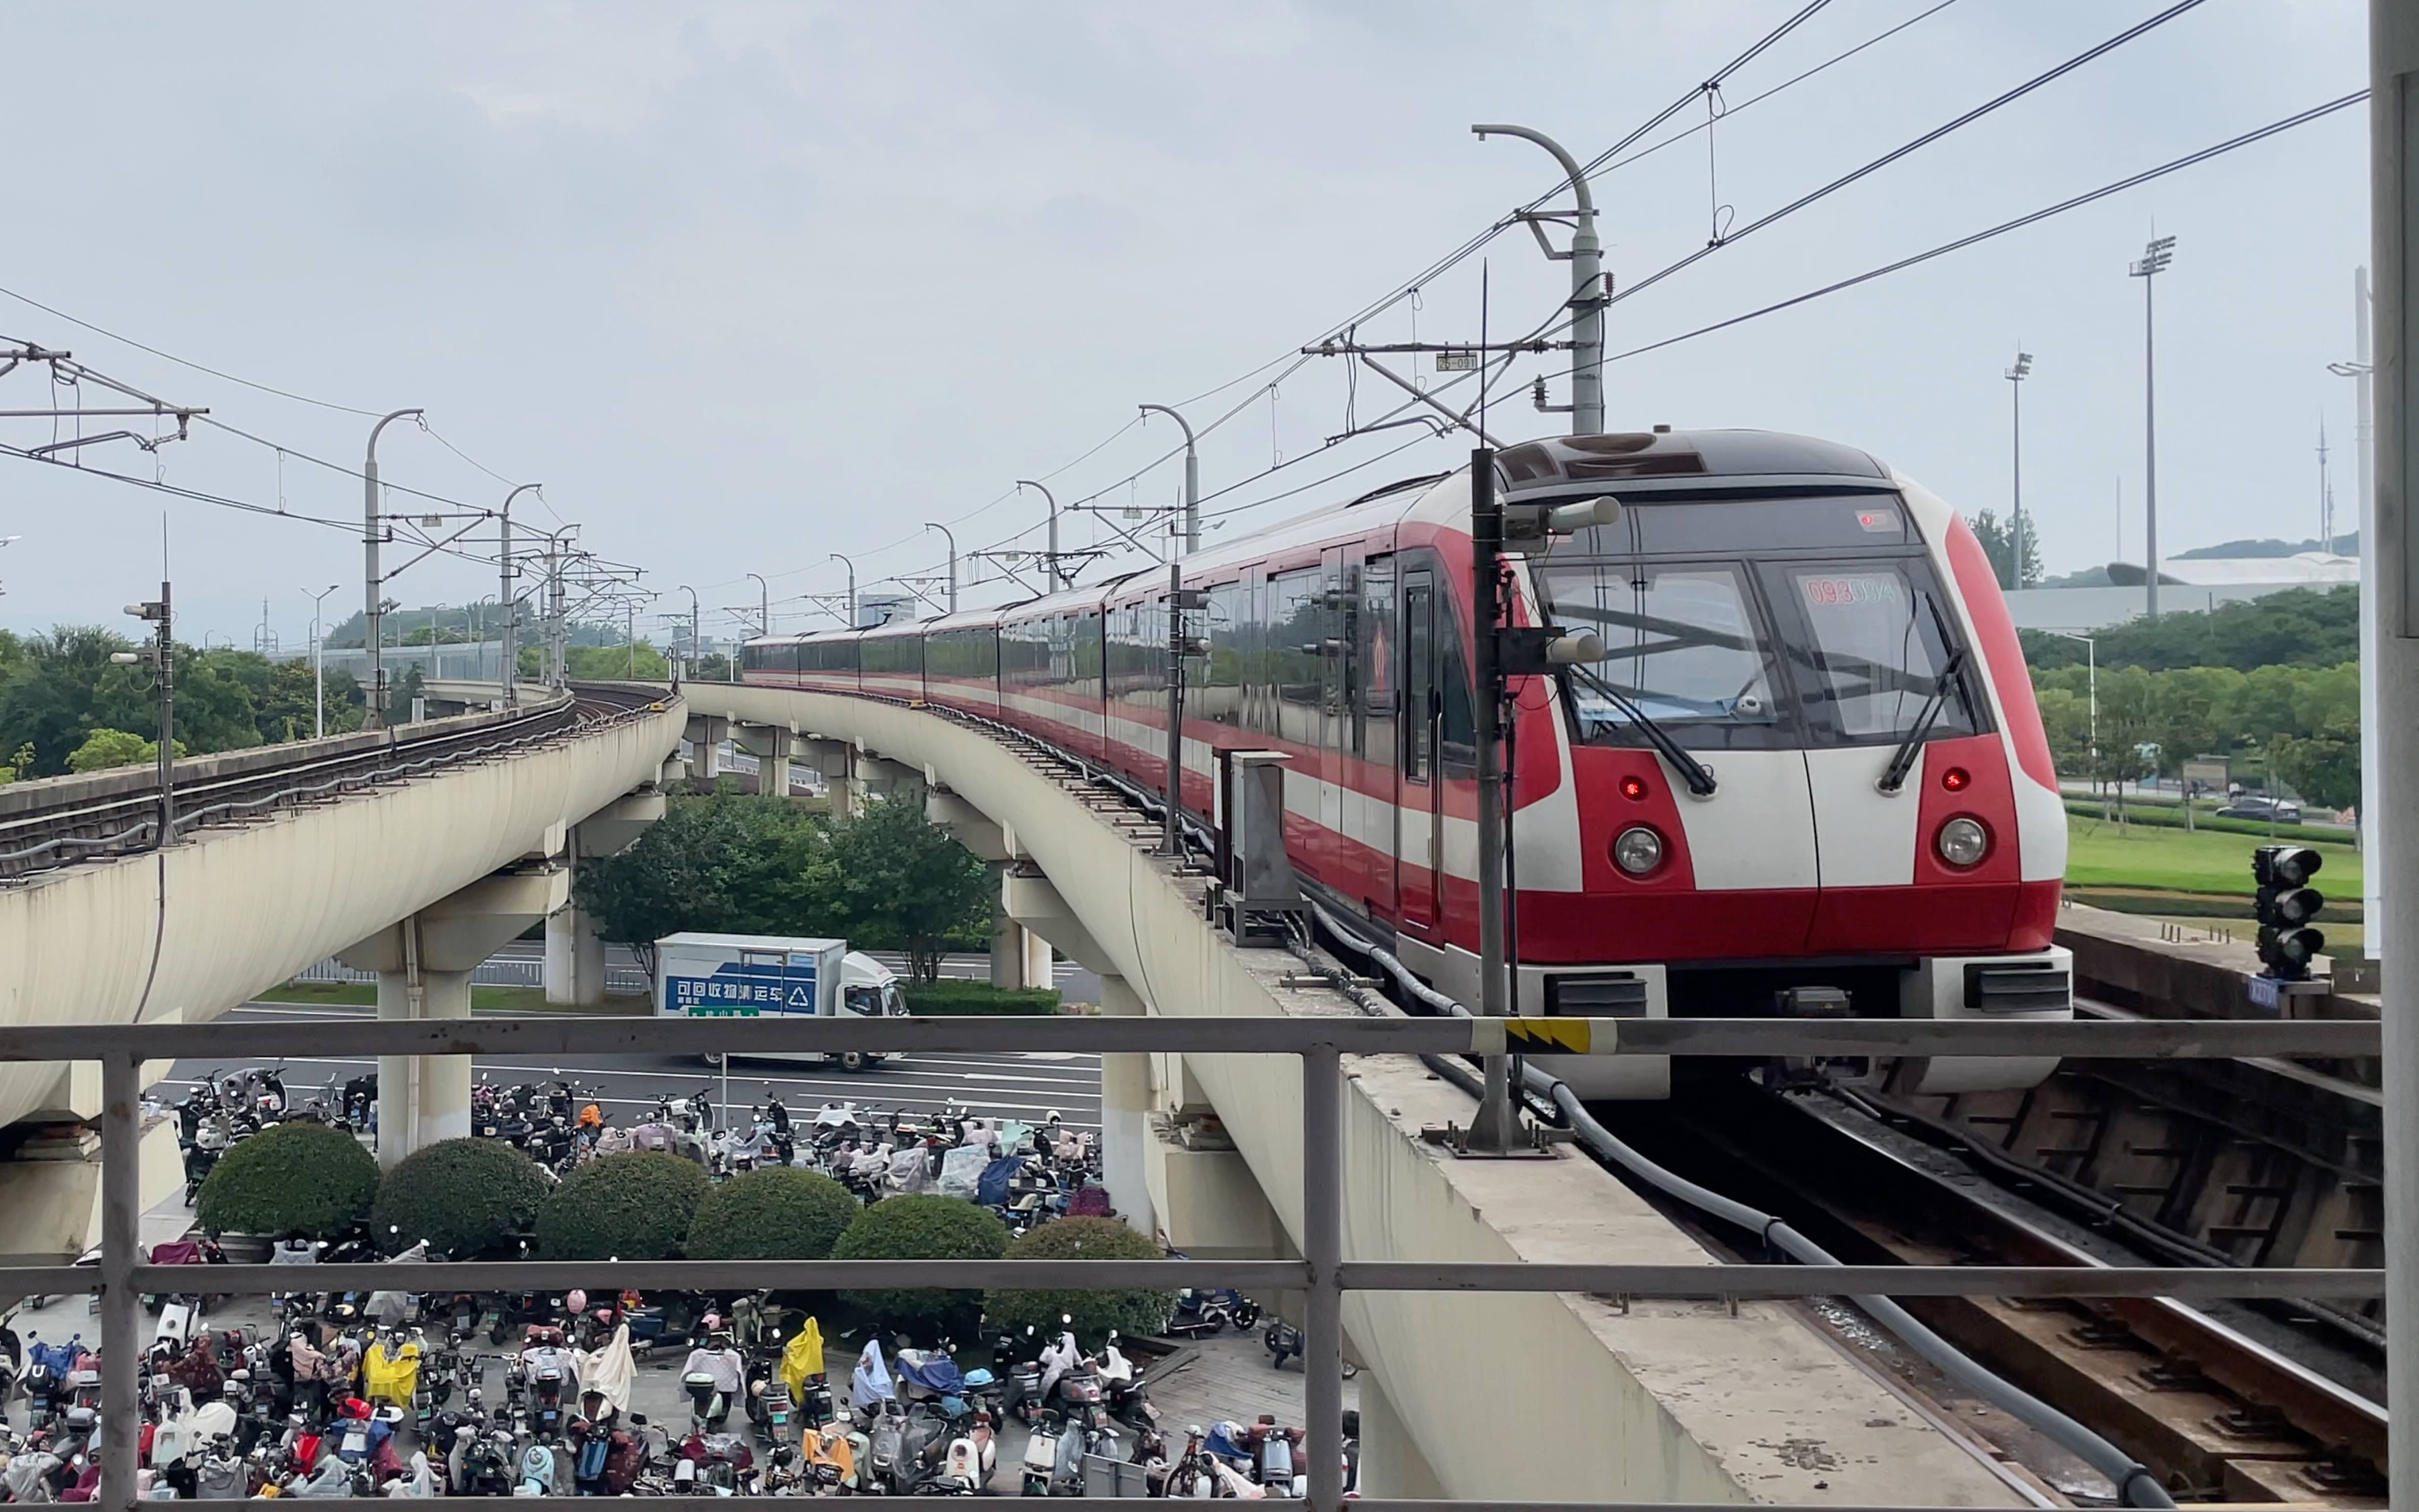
[742,429,2073,1099]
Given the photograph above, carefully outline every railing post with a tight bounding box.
[1301,1044,1343,1512]
[99,1053,141,1512]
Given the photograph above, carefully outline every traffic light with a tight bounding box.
[2252,844,2326,981]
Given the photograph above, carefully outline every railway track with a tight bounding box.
[0,685,667,883]
[1598,1080,2387,1505]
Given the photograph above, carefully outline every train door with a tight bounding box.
[1318,547,1348,884]
[1398,569,1443,936]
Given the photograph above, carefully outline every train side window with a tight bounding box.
[1359,557,1396,770]
[1403,576,1433,784]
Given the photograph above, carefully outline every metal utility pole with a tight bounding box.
[1018,480,1063,589]
[1138,405,1200,555]
[1160,561,1186,856]
[1472,123,1604,435]
[829,553,858,627]
[499,483,540,704]
[2332,267,2382,962]
[2005,350,2033,589]
[111,587,175,843]
[361,407,422,728]
[2129,236,2174,619]
[2365,7,2419,1501]
[747,572,771,639]
[925,523,959,613]
[302,583,338,738]
[678,584,701,682]
[1465,446,1518,1150]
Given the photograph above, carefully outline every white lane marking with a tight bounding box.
[157,1057,1100,1109]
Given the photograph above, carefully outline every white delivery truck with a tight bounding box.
[653,931,908,1071]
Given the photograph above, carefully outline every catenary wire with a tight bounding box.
[1605,0,2209,310]
[0,283,386,417]
[1588,89,2367,370]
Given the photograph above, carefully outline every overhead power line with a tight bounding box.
[1595,89,2368,368]
[0,283,386,417]
[1606,0,2210,310]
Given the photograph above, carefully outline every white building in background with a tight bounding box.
[2004,551,2358,633]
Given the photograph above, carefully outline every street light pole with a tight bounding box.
[2331,272,2383,962]
[361,408,423,728]
[924,524,959,613]
[1138,405,1200,555]
[2129,236,2175,619]
[302,584,338,738]
[830,553,858,627]
[1017,481,1062,589]
[1472,123,1604,435]
[2005,350,2033,589]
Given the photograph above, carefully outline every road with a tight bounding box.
[156,1001,1104,1132]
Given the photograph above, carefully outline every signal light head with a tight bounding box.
[1940,767,1970,793]
[1618,774,1650,802]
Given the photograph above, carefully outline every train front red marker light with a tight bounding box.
[1618,774,1650,802]
[1940,766,1970,792]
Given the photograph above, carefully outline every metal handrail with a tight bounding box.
[25,1009,2385,1512]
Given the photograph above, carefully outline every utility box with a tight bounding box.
[653,932,844,1018]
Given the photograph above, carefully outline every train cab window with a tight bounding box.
[1438,632,1476,778]
[1770,564,1979,744]
[1537,561,1786,751]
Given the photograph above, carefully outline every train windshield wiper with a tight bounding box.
[1564,664,1718,798]
[1876,647,1968,794]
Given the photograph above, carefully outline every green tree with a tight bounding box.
[0,625,136,775]
[572,790,834,971]
[2272,727,2361,813]
[65,727,186,772]
[536,1151,710,1259]
[983,1217,1173,1345]
[684,1167,860,1261]
[830,1195,1009,1335]
[2020,586,2358,674]
[393,664,428,720]
[195,1121,381,1239]
[371,1137,554,1258]
[568,642,671,681]
[825,795,993,982]
[1970,508,2043,589]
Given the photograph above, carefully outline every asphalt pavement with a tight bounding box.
[156,1001,1104,1132]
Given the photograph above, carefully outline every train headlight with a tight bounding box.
[1612,826,1663,876]
[1935,816,1988,868]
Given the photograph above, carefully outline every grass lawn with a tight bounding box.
[256,982,649,1013]
[2065,813,2362,897]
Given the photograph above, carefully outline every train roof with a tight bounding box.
[1496,428,1888,493]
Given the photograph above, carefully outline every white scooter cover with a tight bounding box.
[1037,1331,1081,1403]
[936,1143,989,1200]
[574,1322,635,1415]
[383,1450,435,1497]
[850,1341,893,1412]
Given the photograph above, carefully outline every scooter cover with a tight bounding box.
[776,1317,825,1410]
[976,1155,1021,1207]
[896,1351,965,1396]
[575,1322,636,1414]
[936,1143,989,1200]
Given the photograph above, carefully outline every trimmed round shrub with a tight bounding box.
[195,1121,379,1240]
[983,1217,1172,1345]
[831,1195,1009,1333]
[536,1152,709,1260]
[370,1138,552,1259]
[685,1168,860,1261]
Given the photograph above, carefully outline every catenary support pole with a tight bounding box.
[2367,7,2418,1504]
[1300,1046,1343,1512]
[99,1053,139,1512]
[2351,268,2384,960]
[361,408,421,728]
[1472,124,1603,435]
[1139,405,1200,554]
[500,484,541,705]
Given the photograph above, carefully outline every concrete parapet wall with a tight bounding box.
[0,700,683,1131]
[683,684,2022,1506]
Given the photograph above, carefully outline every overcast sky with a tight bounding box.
[0,1,2372,645]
